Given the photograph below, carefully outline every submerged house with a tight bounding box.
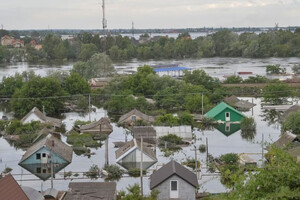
[79,117,113,135]
[118,109,156,126]
[19,134,73,180]
[132,126,156,144]
[21,107,62,128]
[224,95,256,111]
[150,160,198,200]
[205,102,245,122]
[64,182,117,200]
[115,138,157,170]
[0,174,30,200]
[154,125,193,140]
[215,123,241,137]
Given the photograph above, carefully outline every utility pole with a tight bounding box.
[206,137,208,165]
[252,98,254,116]
[194,144,198,179]
[50,150,53,189]
[261,133,264,166]
[42,105,45,116]
[88,94,91,121]
[140,136,143,197]
[101,124,109,167]
[201,93,204,116]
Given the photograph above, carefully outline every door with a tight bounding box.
[170,180,179,199]
[41,153,48,164]
[225,112,230,122]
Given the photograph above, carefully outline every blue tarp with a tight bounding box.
[154,67,191,72]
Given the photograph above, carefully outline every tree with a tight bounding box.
[119,184,159,200]
[292,63,300,75]
[262,82,291,104]
[0,74,24,97]
[266,64,286,75]
[184,94,211,113]
[10,76,68,118]
[65,72,91,95]
[224,75,243,84]
[79,43,98,61]
[183,70,221,91]
[54,42,68,60]
[282,111,300,135]
[42,34,61,59]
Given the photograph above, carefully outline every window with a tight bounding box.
[132,115,136,122]
[171,181,178,191]
[42,169,47,174]
[36,153,41,160]
[36,167,41,173]
[42,153,47,158]
[226,112,230,118]
[225,124,230,132]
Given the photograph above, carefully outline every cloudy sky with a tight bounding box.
[1,0,300,30]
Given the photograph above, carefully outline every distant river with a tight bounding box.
[1,57,300,81]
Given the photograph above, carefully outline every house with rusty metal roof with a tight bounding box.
[150,160,198,200]
[118,109,156,126]
[79,117,113,135]
[19,134,73,180]
[132,126,156,144]
[224,95,256,111]
[64,182,117,200]
[21,107,62,128]
[115,138,157,170]
[0,174,29,200]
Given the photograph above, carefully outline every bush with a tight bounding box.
[183,158,201,170]
[6,120,42,135]
[67,132,102,148]
[266,64,286,74]
[283,111,300,135]
[244,75,268,83]
[158,134,183,147]
[103,164,124,181]
[199,144,206,153]
[224,75,243,84]
[74,120,91,126]
[240,117,256,131]
[13,134,37,147]
[84,164,100,180]
[2,167,12,174]
[220,153,239,165]
[128,168,146,177]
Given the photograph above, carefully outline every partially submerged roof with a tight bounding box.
[150,160,198,189]
[21,107,62,127]
[44,188,58,199]
[19,134,73,164]
[0,174,29,200]
[235,100,256,110]
[79,118,113,133]
[282,105,300,120]
[118,109,155,124]
[273,132,298,149]
[205,102,245,119]
[115,139,157,161]
[133,126,156,138]
[224,95,239,105]
[22,186,44,200]
[65,182,117,200]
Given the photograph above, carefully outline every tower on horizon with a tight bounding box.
[102,0,107,34]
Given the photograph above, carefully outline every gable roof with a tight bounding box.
[133,126,156,138]
[19,134,73,164]
[205,102,244,119]
[115,139,157,161]
[150,160,198,189]
[224,95,239,105]
[65,182,116,200]
[273,132,298,149]
[20,107,62,127]
[21,186,44,200]
[0,174,29,200]
[79,118,113,133]
[118,109,155,124]
[282,105,300,120]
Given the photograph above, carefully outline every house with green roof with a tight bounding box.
[205,102,245,122]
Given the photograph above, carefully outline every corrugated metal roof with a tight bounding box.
[79,117,113,133]
[21,186,44,200]
[273,132,297,149]
[205,102,244,119]
[154,67,191,72]
[118,109,155,124]
[0,174,29,200]
[150,160,198,190]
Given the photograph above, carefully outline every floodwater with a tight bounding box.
[1,57,300,82]
[0,97,282,194]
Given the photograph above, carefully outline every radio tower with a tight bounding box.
[132,21,135,37]
[102,0,107,34]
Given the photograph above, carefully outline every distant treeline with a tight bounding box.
[1,29,300,64]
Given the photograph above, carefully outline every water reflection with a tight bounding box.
[241,129,257,141]
[19,163,70,181]
[117,161,157,171]
[214,123,241,137]
[260,109,282,127]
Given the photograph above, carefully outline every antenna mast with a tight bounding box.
[102,0,107,34]
[132,21,135,37]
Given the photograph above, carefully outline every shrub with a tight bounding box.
[224,75,243,84]
[199,144,206,153]
[128,168,146,177]
[158,134,183,147]
[220,153,239,165]
[103,165,124,181]
[84,164,100,180]
[183,158,201,170]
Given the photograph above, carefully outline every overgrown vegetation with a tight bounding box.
[118,184,159,200]
[84,164,100,180]
[103,164,125,181]
[128,168,146,177]
[282,111,300,135]
[240,117,257,141]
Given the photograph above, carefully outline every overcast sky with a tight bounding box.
[1,0,300,30]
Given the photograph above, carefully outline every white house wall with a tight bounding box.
[154,126,192,139]
[23,113,44,124]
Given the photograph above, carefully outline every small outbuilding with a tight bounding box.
[150,160,198,200]
[132,126,156,144]
[21,107,62,128]
[64,182,117,200]
[115,138,157,170]
[79,117,113,135]
[118,109,155,125]
[205,102,245,122]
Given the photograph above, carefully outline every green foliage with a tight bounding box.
[183,70,221,91]
[67,131,101,148]
[155,114,179,126]
[262,82,291,104]
[10,76,68,117]
[2,167,12,174]
[74,120,91,126]
[158,134,183,146]
[282,111,300,135]
[118,184,159,200]
[184,94,211,113]
[65,72,91,95]
[84,164,100,180]
[5,120,42,135]
[0,46,12,63]
[0,74,23,97]
[220,153,239,165]
[240,117,256,141]
[79,43,98,61]
[13,134,38,148]
[103,164,124,181]
[244,75,269,83]
[199,144,206,153]
[266,64,286,74]
[292,63,300,75]
[127,168,146,177]
[223,75,243,84]
[183,158,201,170]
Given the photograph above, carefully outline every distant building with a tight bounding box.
[64,182,117,200]
[13,39,24,48]
[21,107,62,128]
[205,102,245,122]
[1,35,14,46]
[154,67,191,78]
[0,174,30,200]
[118,109,156,126]
[150,160,198,200]
[79,117,113,135]
[154,125,193,140]
[115,138,157,170]
[89,78,111,89]
[30,40,43,50]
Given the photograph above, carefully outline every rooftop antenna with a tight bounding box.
[102,0,107,35]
